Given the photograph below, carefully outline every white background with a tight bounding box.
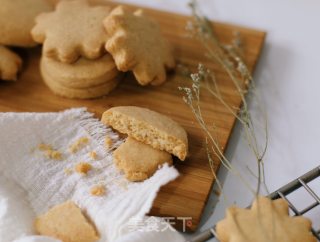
[118,0,320,240]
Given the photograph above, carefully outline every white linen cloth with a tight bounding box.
[0,108,184,242]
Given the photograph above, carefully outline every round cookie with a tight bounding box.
[0,46,22,81]
[40,58,122,99]
[0,0,53,47]
[42,54,120,89]
[113,137,172,182]
[102,106,188,160]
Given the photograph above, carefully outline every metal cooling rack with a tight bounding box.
[187,165,320,242]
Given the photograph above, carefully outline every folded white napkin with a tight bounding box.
[0,108,184,242]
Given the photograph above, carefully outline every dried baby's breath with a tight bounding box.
[180,0,269,195]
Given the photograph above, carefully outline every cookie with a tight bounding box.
[102,106,188,160]
[113,137,172,181]
[0,46,22,81]
[0,0,53,47]
[31,0,110,63]
[216,196,316,242]
[103,6,175,86]
[35,201,99,242]
[41,58,121,99]
[41,54,120,89]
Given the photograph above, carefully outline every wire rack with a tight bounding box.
[187,165,320,242]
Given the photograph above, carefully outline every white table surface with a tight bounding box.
[118,0,320,240]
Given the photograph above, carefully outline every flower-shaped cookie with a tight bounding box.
[0,46,22,81]
[103,6,175,86]
[0,0,53,47]
[216,196,316,242]
[31,0,110,63]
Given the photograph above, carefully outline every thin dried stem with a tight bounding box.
[180,0,269,195]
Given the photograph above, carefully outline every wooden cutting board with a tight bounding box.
[0,2,265,231]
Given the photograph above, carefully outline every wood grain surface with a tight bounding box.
[0,2,266,231]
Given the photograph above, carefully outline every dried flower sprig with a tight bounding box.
[180,0,269,195]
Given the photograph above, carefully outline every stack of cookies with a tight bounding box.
[1,0,175,94]
[0,0,53,81]
[31,0,123,99]
[102,106,188,182]
[30,0,175,99]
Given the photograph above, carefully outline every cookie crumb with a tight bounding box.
[89,151,97,160]
[45,150,62,160]
[75,162,92,175]
[69,137,89,153]
[38,143,53,151]
[105,136,112,149]
[90,185,106,196]
[64,168,73,175]
[38,143,62,160]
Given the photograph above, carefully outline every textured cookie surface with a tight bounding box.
[42,54,119,88]
[35,201,99,242]
[41,57,121,99]
[102,106,188,160]
[216,196,316,242]
[103,6,175,86]
[113,137,172,181]
[0,0,53,47]
[31,0,110,63]
[0,46,22,81]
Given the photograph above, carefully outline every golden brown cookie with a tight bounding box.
[113,137,172,181]
[35,201,99,242]
[41,57,121,99]
[0,46,22,81]
[0,0,53,47]
[103,6,175,86]
[102,106,188,160]
[31,0,110,63]
[216,196,316,242]
[41,54,120,89]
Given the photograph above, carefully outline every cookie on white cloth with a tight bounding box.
[35,201,99,242]
[113,137,172,181]
[102,106,188,160]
